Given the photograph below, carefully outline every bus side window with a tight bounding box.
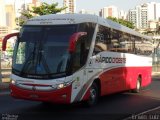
[93,25,111,55]
[135,37,152,56]
[93,33,107,55]
[110,30,134,53]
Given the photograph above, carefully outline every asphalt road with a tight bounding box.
[0,78,160,120]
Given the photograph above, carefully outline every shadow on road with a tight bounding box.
[1,91,159,120]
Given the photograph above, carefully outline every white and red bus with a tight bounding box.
[3,14,152,106]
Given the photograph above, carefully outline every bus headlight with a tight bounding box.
[11,80,16,85]
[58,83,64,89]
[57,81,72,89]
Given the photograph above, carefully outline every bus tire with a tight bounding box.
[132,77,141,93]
[85,82,99,107]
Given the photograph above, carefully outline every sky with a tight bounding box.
[40,0,160,13]
[4,0,160,14]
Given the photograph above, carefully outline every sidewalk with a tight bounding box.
[0,82,9,91]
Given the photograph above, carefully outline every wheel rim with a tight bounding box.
[90,88,96,101]
[87,83,98,106]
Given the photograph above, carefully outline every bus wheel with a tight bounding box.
[85,82,99,106]
[132,77,141,93]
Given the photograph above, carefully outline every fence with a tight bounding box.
[1,59,11,82]
[152,58,160,73]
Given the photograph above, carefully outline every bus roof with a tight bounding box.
[26,14,152,40]
[26,14,98,25]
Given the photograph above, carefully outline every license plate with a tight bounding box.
[29,94,39,98]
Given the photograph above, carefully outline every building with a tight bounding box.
[79,9,96,15]
[148,21,159,32]
[128,4,149,29]
[138,4,148,29]
[63,0,76,13]
[147,2,160,21]
[100,6,118,19]
[128,2,160,30]
[5,5,16,32]
[0,0,6,27]
[32,0,37,6]
[27,0,41,11]
[0,0,8,38]
[128,9,137,27]
[119,10,127,20]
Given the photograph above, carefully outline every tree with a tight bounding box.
[107,16,135,29]
[17,2,67,26]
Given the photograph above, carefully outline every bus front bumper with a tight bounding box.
[10,84,72,104]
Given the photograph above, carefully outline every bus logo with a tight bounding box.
[95,55,126,64]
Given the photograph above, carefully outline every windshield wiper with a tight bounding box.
[37,50,51,75]
[21,42,37,75]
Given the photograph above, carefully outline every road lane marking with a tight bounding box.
[123,106,160,120]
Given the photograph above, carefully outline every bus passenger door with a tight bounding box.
[69,34,88,103]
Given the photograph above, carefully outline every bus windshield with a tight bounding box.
[12,25,77,79]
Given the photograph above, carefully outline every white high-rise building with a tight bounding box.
[0,0,8,38]
[128,9,137,27]
[5,4,16,31]
[128,2,160,29]
[128,4,148,29]
[0,0,6,26]
[119,10,127,20]
[100,6,118,19]
[137,4,148,29]
[147,2,160,21]
[63,0,76,13]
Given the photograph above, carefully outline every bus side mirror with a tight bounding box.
[68,32,87,53]
[2,32,19,51]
